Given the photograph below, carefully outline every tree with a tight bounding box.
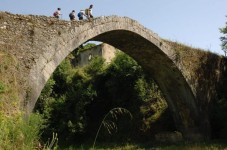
[36,48,171,146]
[220,16,227,56]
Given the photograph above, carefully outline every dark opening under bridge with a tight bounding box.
[0,12,226,140]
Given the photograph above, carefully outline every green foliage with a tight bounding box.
[79,43,97,52]
[71,43,97,57]
[220,16,227,55]
[36,55,104,146]
[0,112,44,150]
[103,52,169,134]
[52,58,74,95]
[106,51,142,78]
[35,77,55,118]
[135,77,162,102]
[84,56,105,76]
[36,48,170,147]
[135,77,168,130]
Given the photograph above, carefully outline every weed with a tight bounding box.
[43,132,58,150]
[93,107,133,149]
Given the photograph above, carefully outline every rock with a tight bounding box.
[0,25,6,29]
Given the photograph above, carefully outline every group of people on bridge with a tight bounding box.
[53,4,93,21]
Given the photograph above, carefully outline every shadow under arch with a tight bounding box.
[27,16,208,140]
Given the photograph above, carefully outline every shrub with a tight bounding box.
[0,112,45,150]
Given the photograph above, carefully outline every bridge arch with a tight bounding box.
[27,16,205,139]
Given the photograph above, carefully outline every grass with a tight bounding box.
[0,112,44,150]
[55,141,227,150]
[154,142,227,150]
[0,51,20,114]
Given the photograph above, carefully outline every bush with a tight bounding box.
[0,112,44,150]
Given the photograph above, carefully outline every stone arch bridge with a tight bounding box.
[0,12,226,140]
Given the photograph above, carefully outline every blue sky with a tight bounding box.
[0,0,226,55]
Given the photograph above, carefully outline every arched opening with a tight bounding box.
[34,42,177,147]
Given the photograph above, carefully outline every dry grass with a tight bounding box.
[163,40,224,101]
[164,40,212,71]
[0,50,20,116]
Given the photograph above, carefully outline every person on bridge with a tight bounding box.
[77,10,86,20]
[53,8,62,19]
[69,10,76,21]
[85,4,93,20]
